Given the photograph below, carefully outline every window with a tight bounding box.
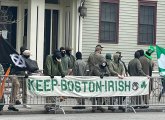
[45,0,59,4]
[0,6,17,49]
[138,0,157,45]
[99,0,119,43]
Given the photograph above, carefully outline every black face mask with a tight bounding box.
[61,51,66,57]
[66,50,71,56]
[53,52,61,61]
[23,55,30,59]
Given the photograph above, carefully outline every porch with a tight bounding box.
[0,0,83,69]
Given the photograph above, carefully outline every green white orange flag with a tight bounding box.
[156,45,165,76]
[0,65,11,99]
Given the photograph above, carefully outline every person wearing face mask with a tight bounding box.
[8,47,34,111]
[44,49,65,112]
[22,50,39,73]
[109,53,125,112]
[19,47,39,109]
[44,49,65,77]
[116,51,128,76]
[60,47,72,75]
[65,47,75,71]
[109,53,125,78]
[72,52,87,109]
[128,51,146,109]
[20,47,32,109]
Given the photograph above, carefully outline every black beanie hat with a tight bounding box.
[76,52,82,60]
[53,49,61,60]
[134,51,140,59]
[20,46,27,55]
[138,49,144,56]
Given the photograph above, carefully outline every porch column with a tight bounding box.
[71,0,82,55]
[16,0,25,52]
[27,0,45,69]
[73,0,83,53]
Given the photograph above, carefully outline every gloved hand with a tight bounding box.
[117,74,124,79]
[100,74,104,79]
[100,62,107,69]
[50,75,54,79]
[104,73,109,77]
[24,73,29,78]
[61,74,65,78]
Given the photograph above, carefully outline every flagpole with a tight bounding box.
[0,64,12,99]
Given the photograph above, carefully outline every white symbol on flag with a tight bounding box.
[10,54,26,68]
[2,30,8,39]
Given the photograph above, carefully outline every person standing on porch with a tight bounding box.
[72,52,86,109]
[65,47,75,74]
[44,49,65,112]
[18,47,33,109]
[60,47,72,75]
[116,51,128,76]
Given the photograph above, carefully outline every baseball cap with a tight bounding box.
[23,49,31,56]
[116,51,123,57]
[96,44,103,48]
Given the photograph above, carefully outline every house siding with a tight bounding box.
[82,0,165,70]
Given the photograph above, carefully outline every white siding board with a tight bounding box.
[157,0,165,49]
[82,0,165,70]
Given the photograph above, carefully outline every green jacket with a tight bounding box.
[139,56,152,76]
[87,52,107,76]
[106,59,115,76]
[109,54,125,76]
[61,55,72,75]
[128,58,146,76]
[44,55,65,76]
[67,54,75,69]
[73,59,86,76]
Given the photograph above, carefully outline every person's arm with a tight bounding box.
[128,63,130,76]
[137,60,146,76]
[121,63,125,76]
[108,62,118,76]
[58,62,65,77]
[44,55,52,76]
[121,60,128,76]
[72,62,78,76]
[119,63,125,78]
[67,57,72,75]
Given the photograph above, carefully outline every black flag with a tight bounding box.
[0,36,18,64]
[0,36,26,72]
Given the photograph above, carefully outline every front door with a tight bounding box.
[44,9,59,63]
[0,6,17,49]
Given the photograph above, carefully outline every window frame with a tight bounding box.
[99,0,119,44]
[45,0,59,4]
[138,0,157,45]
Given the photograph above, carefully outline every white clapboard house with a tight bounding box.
[0,0,165,70]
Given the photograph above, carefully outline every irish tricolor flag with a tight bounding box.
[156,45,165,76]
